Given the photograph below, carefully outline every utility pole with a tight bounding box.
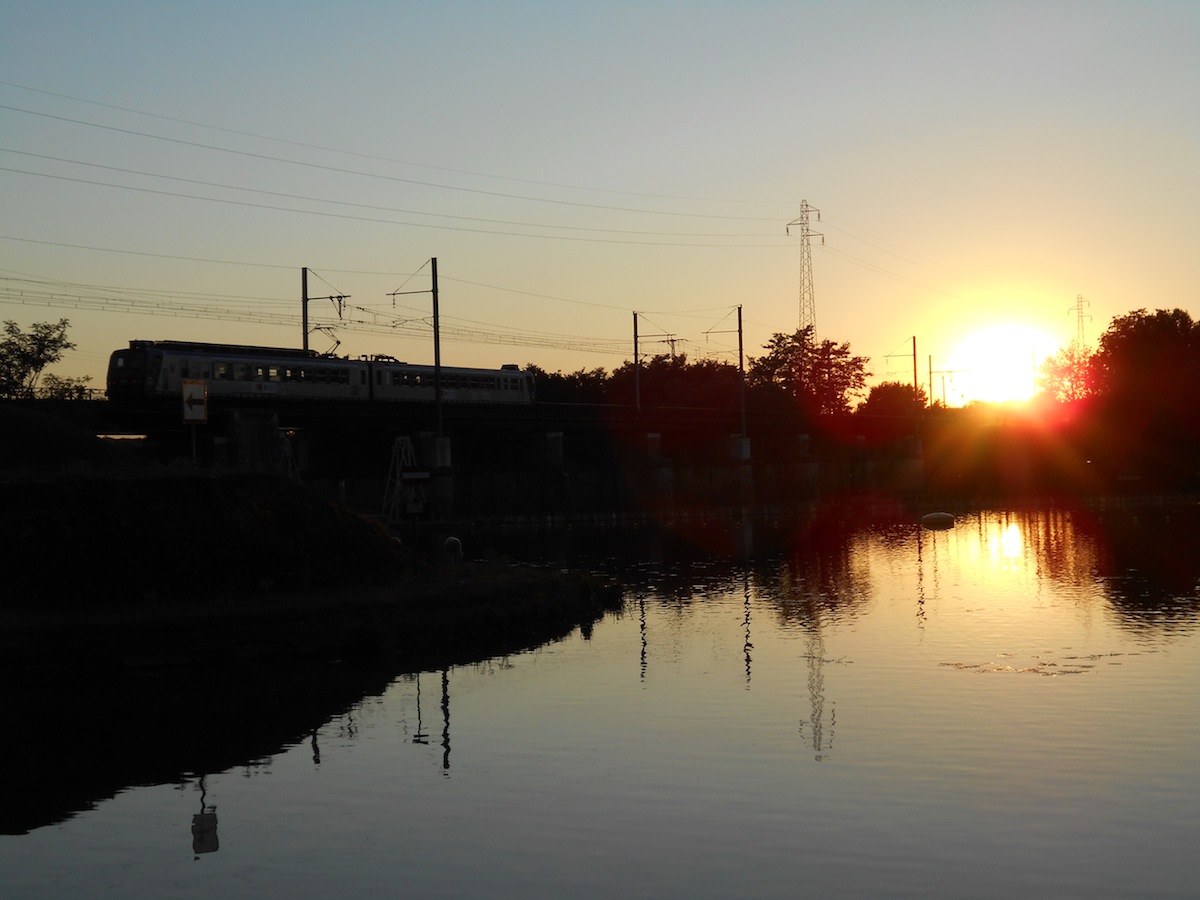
[787,200,823,333]
[631,312,679,411]
[929,361,969,406]
[387,257,442,435]
[431,257,441,437]
[738,305,746,439]
[300,266,349,352]
[912,336,920,403]
[633,311,640,413]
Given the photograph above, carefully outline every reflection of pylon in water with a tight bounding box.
[802,610,834,761]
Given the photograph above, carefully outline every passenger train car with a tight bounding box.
[107,340,534,406]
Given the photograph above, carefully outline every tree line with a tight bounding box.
[528,324,884,419]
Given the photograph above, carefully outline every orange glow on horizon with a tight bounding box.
[943,324,1061,406]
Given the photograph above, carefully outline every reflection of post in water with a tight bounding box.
[742,569,753,686]
[413,673,430,745]
[311,728,321,765]
[440,669,451,773]
[412,671,451,771]
[914,523,927,631]
[191,775,218,859]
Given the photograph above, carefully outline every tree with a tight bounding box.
[523,364,609,404]
[0,319,77,400]
[856,381,927,418]
[1038,342,1094,402]
[1090,308,1199,407]
[1083,308,1200,487]
[608,353,740,410]
[747,326,871,416]
[40,372,94,400]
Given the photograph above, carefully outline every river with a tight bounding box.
[3,502,1198,898]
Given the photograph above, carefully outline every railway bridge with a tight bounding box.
[22,396,923,531]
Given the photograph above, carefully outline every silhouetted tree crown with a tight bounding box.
[747,326,871,416]
[856,381,926,418]
[1038,342,1094,402]
[1091,308,1200,410]
[0,319,83,400]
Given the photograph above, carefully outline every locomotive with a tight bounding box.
[106,340,535,406]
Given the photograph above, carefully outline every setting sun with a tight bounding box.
[945,324,1061,405]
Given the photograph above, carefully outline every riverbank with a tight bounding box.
[0,404,622,676]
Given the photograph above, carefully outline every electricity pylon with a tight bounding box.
[1069,294,1091,347]
[787,200,823,333]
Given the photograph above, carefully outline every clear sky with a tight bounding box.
[2,1,1196,404]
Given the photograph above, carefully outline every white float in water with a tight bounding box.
[921,512,955,530]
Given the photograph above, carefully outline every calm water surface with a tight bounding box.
[4,505,1199,898]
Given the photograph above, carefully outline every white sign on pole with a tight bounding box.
[182,379,208,424]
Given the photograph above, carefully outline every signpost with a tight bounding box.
[182,379,208,424]
[182,379,207,460]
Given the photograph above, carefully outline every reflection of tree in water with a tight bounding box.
[1021,507,1102,589]
[1013,505,1199,634]
[753,515,875,629]
[1089,506,1200,633]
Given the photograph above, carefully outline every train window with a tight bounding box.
[234,363,249,380]
[268,366,280,382]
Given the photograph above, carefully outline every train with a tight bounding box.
[106,340,535,406]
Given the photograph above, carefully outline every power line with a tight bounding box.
[0,79,804,207]
[0,102,791,223]
[0,164,786,248]
[0,148,782,240]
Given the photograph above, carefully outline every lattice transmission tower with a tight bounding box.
[1069,293,1091,347]
[787,200,824,332]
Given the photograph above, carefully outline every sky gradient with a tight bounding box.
[2,1,1196,404]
